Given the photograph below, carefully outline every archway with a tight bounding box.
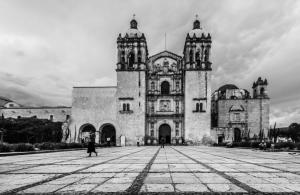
[159,124,171,144]
[100,124,116,146]
[234,128,241,142]
[161,81,170,95]
[80,124,96,143]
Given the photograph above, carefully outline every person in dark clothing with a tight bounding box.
[160,137,165,148]
[87,139,98,157]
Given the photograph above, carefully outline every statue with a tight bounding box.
[61,120,70,143]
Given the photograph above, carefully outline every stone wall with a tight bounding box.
[217,98,270,139]
[69,87,118,144]
[184,71,211,142]
[116,71,146,145]
[0,107,70,122]
[247,98,270,137]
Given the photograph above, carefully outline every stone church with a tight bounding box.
[69,17,213,146]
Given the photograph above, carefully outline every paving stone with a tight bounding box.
[106,177,135,183]
[92,183,131,192]
[140,184,174,192]
[56,184,97,193]
[195,173,231,183]
[247,183,294,192]
[207,183,247,192]
[175,183,209,192]
[144,176,172,184]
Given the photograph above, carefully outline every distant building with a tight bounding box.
[0,96,21,108]
[0,97,70,122]
[211,77,270,143]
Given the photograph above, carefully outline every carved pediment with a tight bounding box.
[229,105,245,112]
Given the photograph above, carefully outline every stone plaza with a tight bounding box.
[0,146,300,194]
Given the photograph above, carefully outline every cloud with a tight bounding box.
[0,0,299,127]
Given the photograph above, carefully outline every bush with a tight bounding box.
[34,142,84,150]
[250,141,261,148]
[0,118,62,143]
[66,142,84,149]
[295,142,300,150]
[274,142,296,149]
[13,143,35,152]
[201,135,215,145]
[0,143,11,152]
[213,142,227,147]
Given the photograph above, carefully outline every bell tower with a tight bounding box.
[252,77,268,99]
[183,16,212,143]
[116,16,148,145]
[116,16,148,71]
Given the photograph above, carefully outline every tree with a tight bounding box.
[269,122,280,143]
[288,123,300,142]
[0,117,62,143]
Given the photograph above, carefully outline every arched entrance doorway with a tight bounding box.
[100,124,116,146]
[159,124,171,144]
[234,128,241,142]
[80,124,96,143]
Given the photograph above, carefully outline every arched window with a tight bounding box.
[123,104,126,111]
[128,53,135,68]
[121,51,125,63]
[196,51,201,67]
[138,49,142,63]
[161,81,170,95]
[196,103,200,112]
[151,82,155,90]
[126,103,130,111]
[260,87,265,95]
[204,49,209,62]
[200,103,203,112]
[176,81,180,90]
[189,50,193,64]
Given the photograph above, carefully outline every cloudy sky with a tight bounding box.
[0,0,299,127]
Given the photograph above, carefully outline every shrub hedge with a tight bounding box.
[214,141,300,150]
[0,142,84,153]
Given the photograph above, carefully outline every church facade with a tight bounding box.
[69,18,212,146]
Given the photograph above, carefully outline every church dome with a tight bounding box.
[126,28,143,38]
[188,19,205,38]
[125,18,143,38]
[218,84,239,93]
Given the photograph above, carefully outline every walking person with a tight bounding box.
[160,137,165,148]
[87,136,98,157]
[107,137,111,147]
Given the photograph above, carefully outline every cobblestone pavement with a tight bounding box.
[1,146,300,194]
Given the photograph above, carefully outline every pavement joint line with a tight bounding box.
[125,147,160,193]
[4,147,148,194]
[88,161,134,192]
[0,147,139,174]
[164,148,176,192]
[171,146,260,194]
[187,147,300,176]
